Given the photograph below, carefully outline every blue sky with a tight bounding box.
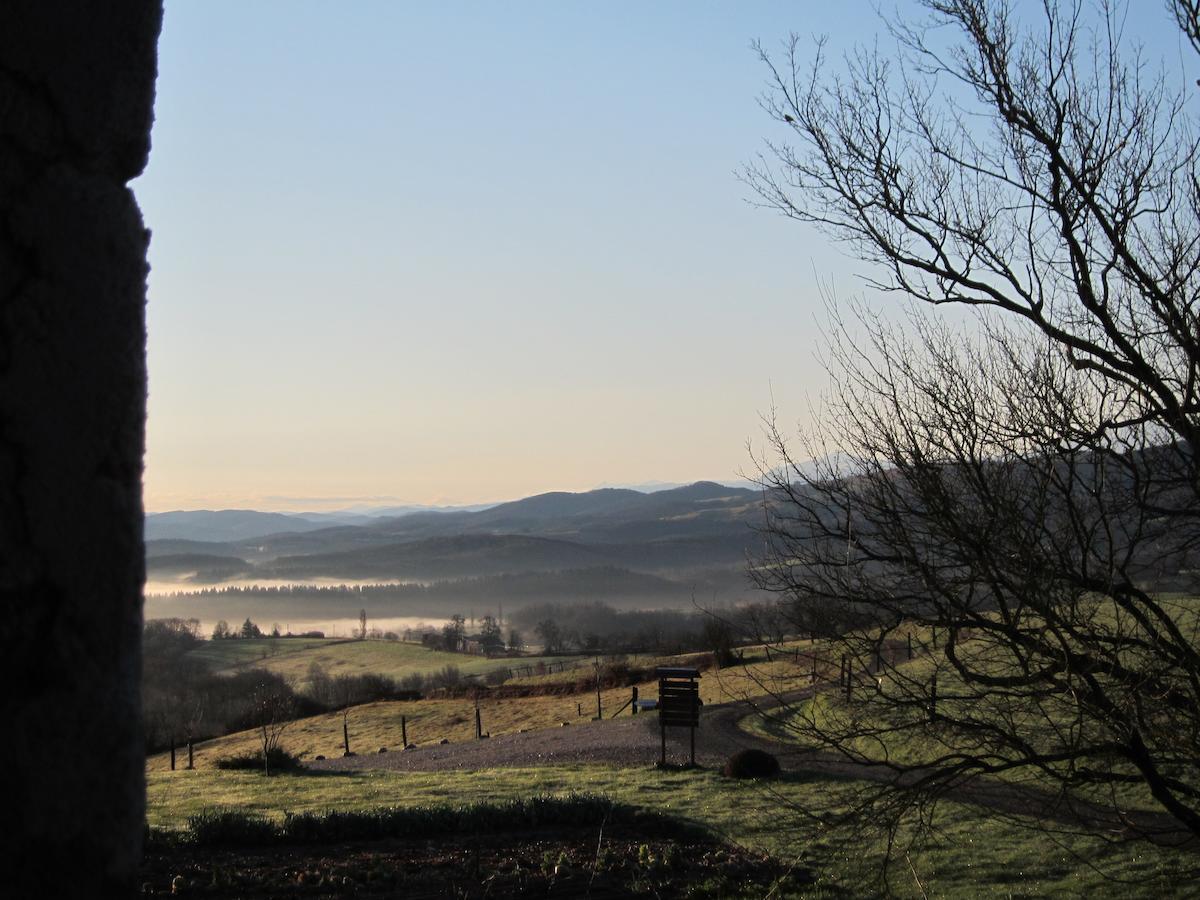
[135,1,1194,510]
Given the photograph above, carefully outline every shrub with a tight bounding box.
[429,664,462,690]
[612,658,634,678]
[337,672,398,704]
[187,810,278,846]
[214,747,304,773]
[721,748,781,779]
[181,794,713,848]
[219,669,316,732]
[398,672,425,694]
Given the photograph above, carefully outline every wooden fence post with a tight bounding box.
[595,666,603,720]
[343,715,351,755]
[169,738,175,772]
[187,739,194,770]
[631,685,639,715]
[401,715,408,748]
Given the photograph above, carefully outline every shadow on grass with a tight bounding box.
[771,769,861,787]
[289,767,365,779]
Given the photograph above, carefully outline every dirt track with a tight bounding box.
[305,696,787,773]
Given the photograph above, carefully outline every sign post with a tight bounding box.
[656,666,701,767]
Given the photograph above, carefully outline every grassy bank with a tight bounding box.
[148,691,640,772]
[147,764,1194,897]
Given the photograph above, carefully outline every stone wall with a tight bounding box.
[0,3,161,894]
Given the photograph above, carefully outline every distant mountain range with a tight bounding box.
[144,482,759,543]
[145,502,496,542]
[144,482,769,617]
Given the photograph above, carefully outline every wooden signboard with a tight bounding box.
[656,666,701,766]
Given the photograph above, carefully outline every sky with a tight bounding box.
[135,1,1195,512]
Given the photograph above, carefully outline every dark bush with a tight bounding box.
[219,669,318,733]
[398,672,425,694]
[187,810,278,846]
[214,747,304,773]
[722,748,781,779]
[303,664,401,709]
[275,795,710,846]
[429,664,462,690]
[598,657,633,685]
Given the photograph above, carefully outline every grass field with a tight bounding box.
[186,636,580,685]
[738,625,1189,818]
[148,691,638,772]
[147,629,1200,894]
[186,637,336,671]
[491,640,831,718]
[146,764,1195,897]
[147,648,822,773]
[186,633,827,704]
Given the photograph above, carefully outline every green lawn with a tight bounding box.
[146,764,1194,897]
[739,629,1177,815]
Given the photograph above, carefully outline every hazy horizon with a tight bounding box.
[143,476,757,515]
[135,2,1191,512]
[134,2,864,512]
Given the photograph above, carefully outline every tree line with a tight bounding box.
[142,618,446,755]
[148,566,688,605]
[508,601,798,660]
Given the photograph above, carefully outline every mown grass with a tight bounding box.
[146,764,1195,897]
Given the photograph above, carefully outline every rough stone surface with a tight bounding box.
[0,3,161,894]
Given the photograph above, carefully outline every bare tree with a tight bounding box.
[535,618,563,654]
[479,614,504,654]
[358,608,368,641]
[745,0,1200,855]
[442,613,465,652]
[248,674,296,775]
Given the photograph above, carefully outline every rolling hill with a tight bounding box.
[144,482,770,617]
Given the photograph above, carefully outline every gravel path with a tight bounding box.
[305,701,776,773]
